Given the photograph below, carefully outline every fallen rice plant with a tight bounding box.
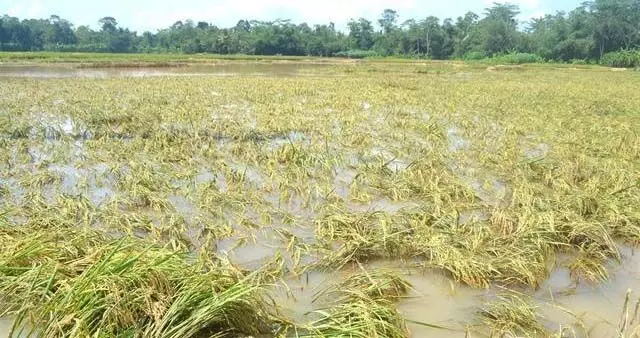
[0,61,638,337]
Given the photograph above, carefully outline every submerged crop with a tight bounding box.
[0,61,639,337]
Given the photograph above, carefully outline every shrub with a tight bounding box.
[601,50,640,68]
[463,51,486,61]
[334,50,380,59]
[491,53,544,64]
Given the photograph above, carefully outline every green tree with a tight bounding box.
[453,12,480,57]
[348,18,375,50]
[478,3,521,55]
[588,0,640,57]
[378,9,399,34]
[99,17,118,32]
[0,2,638,61]
[44,15,76,47]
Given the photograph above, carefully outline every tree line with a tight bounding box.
[1,0,639,62]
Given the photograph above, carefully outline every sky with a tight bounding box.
[1,0,581,32]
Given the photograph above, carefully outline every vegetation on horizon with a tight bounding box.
[1,0,640,65]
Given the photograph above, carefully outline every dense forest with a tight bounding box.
[1,0,640,63]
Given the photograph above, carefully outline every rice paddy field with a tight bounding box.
[0,60,639,337]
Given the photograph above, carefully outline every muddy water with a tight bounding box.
[0,63,333,78]
[0,318,31,337]
[402,247,640,337]
[217,231,282,269]
[534,246,640,336]
[400,271,490,337]
[2,72,638,337]
[268,249,640,337]
[0,319,10,337]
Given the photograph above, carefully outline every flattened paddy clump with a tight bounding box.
[0,62,639,337]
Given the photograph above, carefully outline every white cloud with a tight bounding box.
[1,0,561,32]
[131,0,424,32]
[482,0,545,25]
[7,1,47,18]
[517,0,541,10]
[484,0,540,9]
[526,10,546,20]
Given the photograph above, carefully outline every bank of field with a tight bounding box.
[0,62,639,337]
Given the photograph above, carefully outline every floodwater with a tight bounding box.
[532,246,640,337]
[0,318,31,337]
[2,65,639,337]
[400,247,640,337]
[0,320,10,337]
[269,248,640,337]
[0,63,334,78]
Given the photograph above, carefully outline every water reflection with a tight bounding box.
[0,63,334,78]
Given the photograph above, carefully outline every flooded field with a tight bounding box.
[0,63,336,78]
[0,61,639,337]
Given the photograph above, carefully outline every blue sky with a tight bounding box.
[2,0,580,32]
